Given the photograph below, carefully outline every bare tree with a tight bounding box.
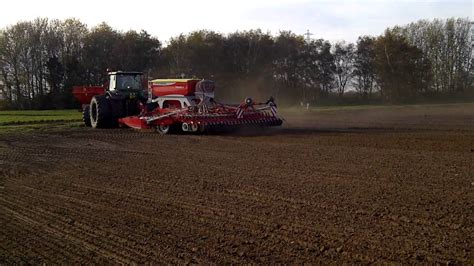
[353,36,376,99]
[333,41,355,97]
[402,18,472,93]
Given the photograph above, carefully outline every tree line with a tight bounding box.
[0,17,472,109]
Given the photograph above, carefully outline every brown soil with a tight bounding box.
[1,103,473,264]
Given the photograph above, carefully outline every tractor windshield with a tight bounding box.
[116,74,143,91]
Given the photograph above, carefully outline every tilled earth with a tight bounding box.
[1,104,473,263]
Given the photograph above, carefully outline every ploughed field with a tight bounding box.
[0,104,473,263]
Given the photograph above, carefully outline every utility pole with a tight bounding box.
[302,29,313,105]
[304,29,313,43]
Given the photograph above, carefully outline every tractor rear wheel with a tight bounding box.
[90,95,112,128]
[83,105,92,127]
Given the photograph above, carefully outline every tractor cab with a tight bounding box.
[107,71,147,100]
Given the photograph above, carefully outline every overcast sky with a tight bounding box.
[1,0,472,43]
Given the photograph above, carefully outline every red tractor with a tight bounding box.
[73,71,282,134]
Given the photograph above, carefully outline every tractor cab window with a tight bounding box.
[109,75,116,91]
[116,74,143,91]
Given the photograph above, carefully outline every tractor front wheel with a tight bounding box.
[90,96,112,128]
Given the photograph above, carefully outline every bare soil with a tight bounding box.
[1,103,473,264]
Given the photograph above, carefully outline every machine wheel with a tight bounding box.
[90,95,112,128]
[82,105,92,127]
[156,124,170,135]
[198,124,206,133]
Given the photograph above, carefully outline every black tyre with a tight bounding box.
[156,124,170,134]
[90,95,113,128]
[82,105,92,127]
